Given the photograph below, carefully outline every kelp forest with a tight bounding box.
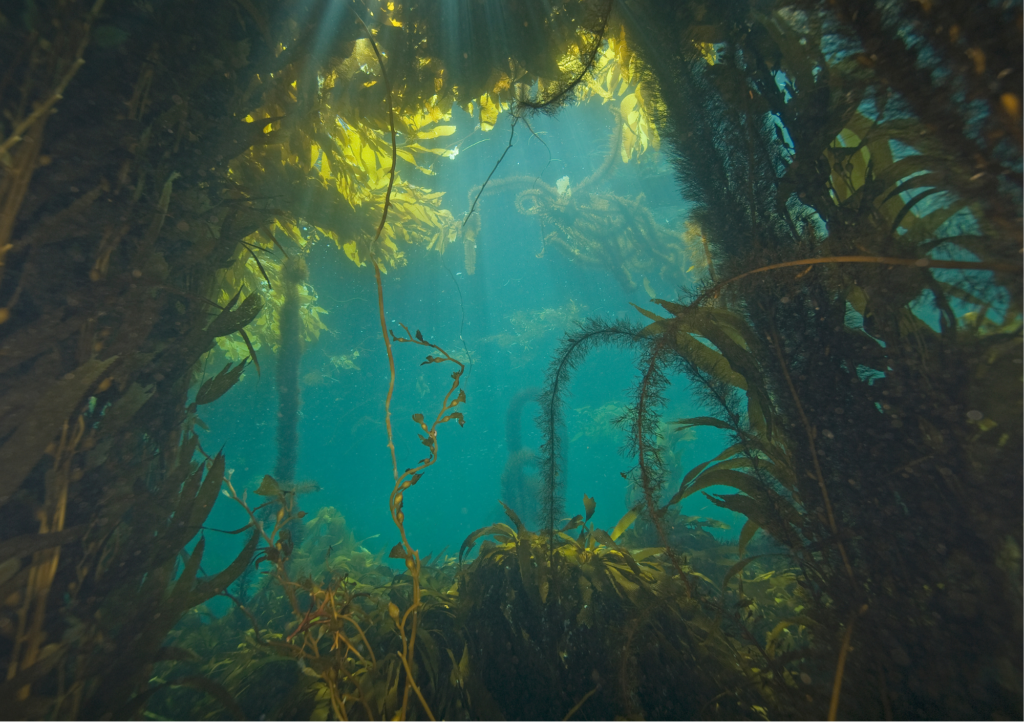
[0,0,1020,720]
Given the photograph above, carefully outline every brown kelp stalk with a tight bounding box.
[358,7,465,718]
[374,294,466,720]
[703,254,1021,304]
[828,604,869,721]
[273,256,309,484]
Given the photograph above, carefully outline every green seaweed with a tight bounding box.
[0,0,1018,720]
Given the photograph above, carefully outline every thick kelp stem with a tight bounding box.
[272,256,308,484]
[506,387,540,455]
[500,387,541,526]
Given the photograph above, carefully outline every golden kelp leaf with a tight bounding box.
[678,442,747,490]
[560,514,584,531]
[764,616,818,658]
[721,555,773,592]
[278,220,304,245]
[583,493,596,522]
[406,104,448,132]
[673,415,734,431]
[501,501,528,535]
[442,411,465,427]
[610,510,638,542]
[415,124,456,140]
[695,41,717,65]
[208,292,263,338]
[405,142,449,157]
[255,475,281,497]
[630,547,664,562]
[395,147,417,166]
[738,518,760,557]
[621,93,637,122]
[342,240,361,265]
[615,27,631,74]
[478,93,500,131]
[459,523,516,563]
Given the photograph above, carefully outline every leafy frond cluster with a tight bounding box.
[527,0,1022,719]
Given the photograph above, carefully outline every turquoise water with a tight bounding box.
[195,100,740,586]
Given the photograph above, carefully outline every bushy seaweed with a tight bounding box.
[0,0,1018,720]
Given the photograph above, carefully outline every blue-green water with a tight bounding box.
[196,101,739,586]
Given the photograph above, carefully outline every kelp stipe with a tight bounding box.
[499,387,542,528]
[273,255,308,485]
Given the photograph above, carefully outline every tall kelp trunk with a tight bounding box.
[273,256,309,485]
[606,0,1021,718]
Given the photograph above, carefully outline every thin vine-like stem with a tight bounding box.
[374,260,399,483]
[464,115,519,226]
[397,650,435,718]
[355,7,466,718]
[829,604,868,720]
[338,614,377,666]
[562,684,599,720]
[352,11,397,255]
[631,341,693,595]
[768,321,857,589]
[356,6,434,717]
[706,254,1021,302]
[373,269,464,722]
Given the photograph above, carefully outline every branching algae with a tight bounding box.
[0,0,1019,721]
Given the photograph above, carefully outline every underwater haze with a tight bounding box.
[0,0,1020,720]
